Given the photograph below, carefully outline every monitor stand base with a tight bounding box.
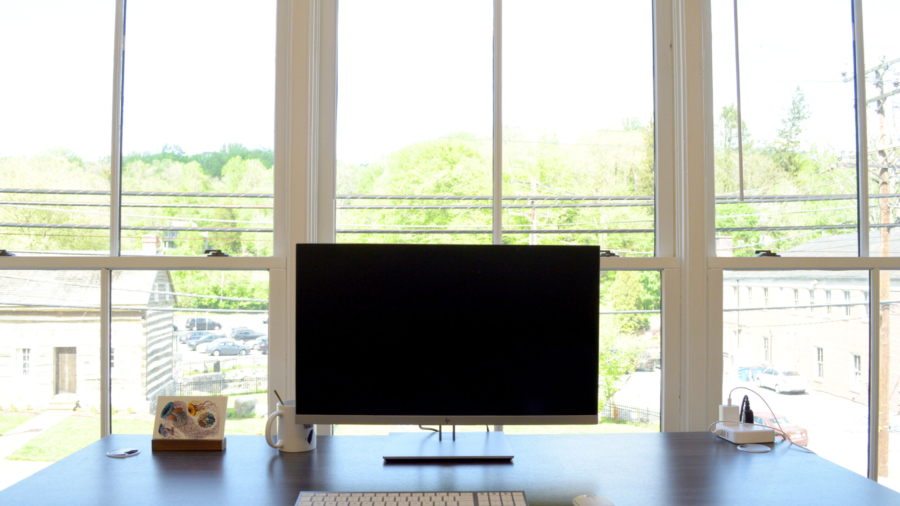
[383,431,514,461]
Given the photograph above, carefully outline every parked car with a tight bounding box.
[189,333,225,351]
[230,328,265,341]
[753,412,809,446]
[182,330,216,344]
[207,340,250,357]
[196,338,228,353]
[258,340,267,355]
[756,367,808,394]
[185,317,221,331]
[250,336,268,350]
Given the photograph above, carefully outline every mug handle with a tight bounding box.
[265,411,283,448]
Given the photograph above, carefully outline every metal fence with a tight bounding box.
[175,376,268,396]
[181,356,267,375]
[600,403,660,425]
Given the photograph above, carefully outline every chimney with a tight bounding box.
[142,234,160,255]
[716,236,733,257]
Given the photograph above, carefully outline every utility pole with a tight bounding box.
[860,56,899,479]
[874,60,898,479]
[848,54,900,479]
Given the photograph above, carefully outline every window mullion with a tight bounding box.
[100,268,111,437]
[854,0,870,257]
[110,0,125,257]
[492,0,502,245]
[869,267,881,480]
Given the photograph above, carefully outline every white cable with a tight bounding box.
[706,418,815,455]
[725,386,817,454]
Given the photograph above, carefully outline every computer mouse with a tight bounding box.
[572,494,615,506]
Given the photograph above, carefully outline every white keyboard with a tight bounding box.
[296,491,529,506]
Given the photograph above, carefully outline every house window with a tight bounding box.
[844,291,851,316]
[763,288,769,307]
[817,347,824,379]
[763,337,770,363]
[793,289,799,307]
[826,291,833,314]
[19,348,30,376]
[864,292,869,318]
[110,348,115,369]
[853,354,862,384]
[809,289,815,313]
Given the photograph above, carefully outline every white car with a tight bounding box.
[756,367,808,394]
[196,338,229,353]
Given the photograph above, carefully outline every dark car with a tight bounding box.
[250,336,268,350]
[185,317,221,331]
[207,340,250,356]
[259,340,267,355]
[230,328,265,341]
[189,333,225,351]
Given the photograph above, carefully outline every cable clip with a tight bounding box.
[204,249,230,257]
[600,249,620,258]
[754,250,780,257]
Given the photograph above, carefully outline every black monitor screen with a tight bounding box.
[295,243,599,424]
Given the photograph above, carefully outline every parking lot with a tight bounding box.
[174,313,268,360]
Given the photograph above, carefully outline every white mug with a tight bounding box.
[265,400,316,452]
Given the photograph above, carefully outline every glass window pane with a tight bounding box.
[502,1,654,254]
[110,270,269,437]
[335,0,493,245]
[0,2,114,255]
[334,271,661,435]
[723,271,869,477]
[713,1,858,257]
[863,1,900,257]
[121,1,275,256]
[0,270,101,489]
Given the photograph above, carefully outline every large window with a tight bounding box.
[110,270,269,437]
[712,0,857,257]
[121,1,276,257]
[723,271,869,478]
[0,1,114,255]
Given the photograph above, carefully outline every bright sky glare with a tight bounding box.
[0,1,897,163]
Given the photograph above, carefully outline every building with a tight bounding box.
[0,270,177,414]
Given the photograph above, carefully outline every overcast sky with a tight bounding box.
[0,0,897,164]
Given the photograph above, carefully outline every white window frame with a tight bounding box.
[707,0,890,481]
[2,0,893,480]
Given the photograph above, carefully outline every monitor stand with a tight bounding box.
[383,429,514,461]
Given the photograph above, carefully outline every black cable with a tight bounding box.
[418,425,438,432]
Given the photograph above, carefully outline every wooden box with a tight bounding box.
[152,437,226,451]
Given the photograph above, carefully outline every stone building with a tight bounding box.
[0,270,176,414]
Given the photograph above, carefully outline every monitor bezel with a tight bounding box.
[294,243,600,427]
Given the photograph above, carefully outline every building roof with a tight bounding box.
[0,270,170,308]
[782,229,900,257]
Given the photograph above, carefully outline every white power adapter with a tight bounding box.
[715,403,775,444]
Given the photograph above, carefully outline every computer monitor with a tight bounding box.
[295,243,599,459]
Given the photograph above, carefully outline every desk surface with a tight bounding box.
[2,433,899,506]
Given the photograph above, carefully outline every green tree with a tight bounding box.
[716,103,752,151]
[772,87,811,173]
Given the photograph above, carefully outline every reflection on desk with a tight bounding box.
[1,433,899,506]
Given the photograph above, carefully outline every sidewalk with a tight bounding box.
[0,411,71,492]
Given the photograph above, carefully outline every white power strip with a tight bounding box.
[715,422,775,444]
[715,404,775,444]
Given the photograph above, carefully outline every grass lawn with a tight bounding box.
[0,412,36,436]
[8,415,101,462]
[224,392,268,435]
